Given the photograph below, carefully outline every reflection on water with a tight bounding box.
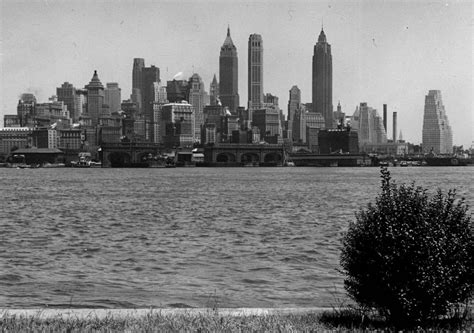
[0,167,471,308]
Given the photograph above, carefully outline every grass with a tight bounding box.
[0,309,328,332]
[1,307,473,332]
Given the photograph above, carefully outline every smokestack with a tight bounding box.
[383,104,387,132]
[392,112,397,143]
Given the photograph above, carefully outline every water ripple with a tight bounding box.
[0,167,471,308]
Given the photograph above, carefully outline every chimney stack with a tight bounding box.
[383,104,387,132]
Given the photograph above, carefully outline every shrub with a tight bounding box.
[340,167,474,327]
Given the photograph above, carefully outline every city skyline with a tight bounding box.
[1,0,472,147]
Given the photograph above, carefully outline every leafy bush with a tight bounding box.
[340,167,474,327]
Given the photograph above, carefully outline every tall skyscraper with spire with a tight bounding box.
[422,90,453,154]
[210,74,219,106]
[312,27,333,129]
[248,34,263,115]
[219,26,239,113]
[85,70,105,127]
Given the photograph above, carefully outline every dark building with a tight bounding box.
[209,74,219,106]
[288,85,301,123]
[383,104,387,132]
[31,128,49,148]
[248,34,263,114]
[219,27,239,113]
[121,99,138,118]
[84,70,105,127]
[142,65,160,142]
[17,93,36,127]
[252,108,281,143]
[57,82,78,122]
[166,80,189,103]
[312,28,333,129]
[132,58,145,113]
[318,129,359,154]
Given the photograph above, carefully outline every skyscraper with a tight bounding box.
[312,28,333,129]
[351,103,387,147]
[248,34,263,114]
[422,90,453,154]
[57,82,78,122]
[104,83,121,113]
[210,74,219,106]
[142,65,160,142]
[85,70,105,127]
[188,73,208,141]
[287,85,301,122]
[132,58,145,113]
[219,26,239,113]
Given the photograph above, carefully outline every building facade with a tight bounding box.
[0,127,32,154]
[248,34,263,114]
[422,90,452,154]
[142,65,160,142]
[132,58,145,113]
[57,82,79,122]
[209,74,219,106]
[104,82,121,113]
[312,29,333,129]
[252,108,282,143]
[288,85,301,124]
[188,73,208,142]
[219,27,239,113]
[161,102,195,148]
[351,103,387,150]
[84,70,105,127]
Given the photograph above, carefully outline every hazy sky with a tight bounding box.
[1,0,472,146]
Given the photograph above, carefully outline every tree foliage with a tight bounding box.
[340,167,474,326]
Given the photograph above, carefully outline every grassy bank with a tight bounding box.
[1,309,327,332]
[1,307,472,332]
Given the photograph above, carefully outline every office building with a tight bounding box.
[312,28,333,129]
[288,86,301,123]
[161,102,195,148]
[422,90,453,154]
[248,34,263,114]
[252,108,282,143]
[104,83,121,113]
[210,74,219,106]
[16,93,36,127]
[132,58,145,113]
[142,65,160,142]
[188,73,208,141]
[57,82,79,122]
[0,127,32,154]
[351,103,387,151]
[84,70,105,127]
[166,79,189,103]
[219,26,239,113]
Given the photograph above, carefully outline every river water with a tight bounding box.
[0,166,472,308]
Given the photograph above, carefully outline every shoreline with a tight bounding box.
[1,307,330,319]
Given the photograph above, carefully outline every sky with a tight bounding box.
[1,0,472,147]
